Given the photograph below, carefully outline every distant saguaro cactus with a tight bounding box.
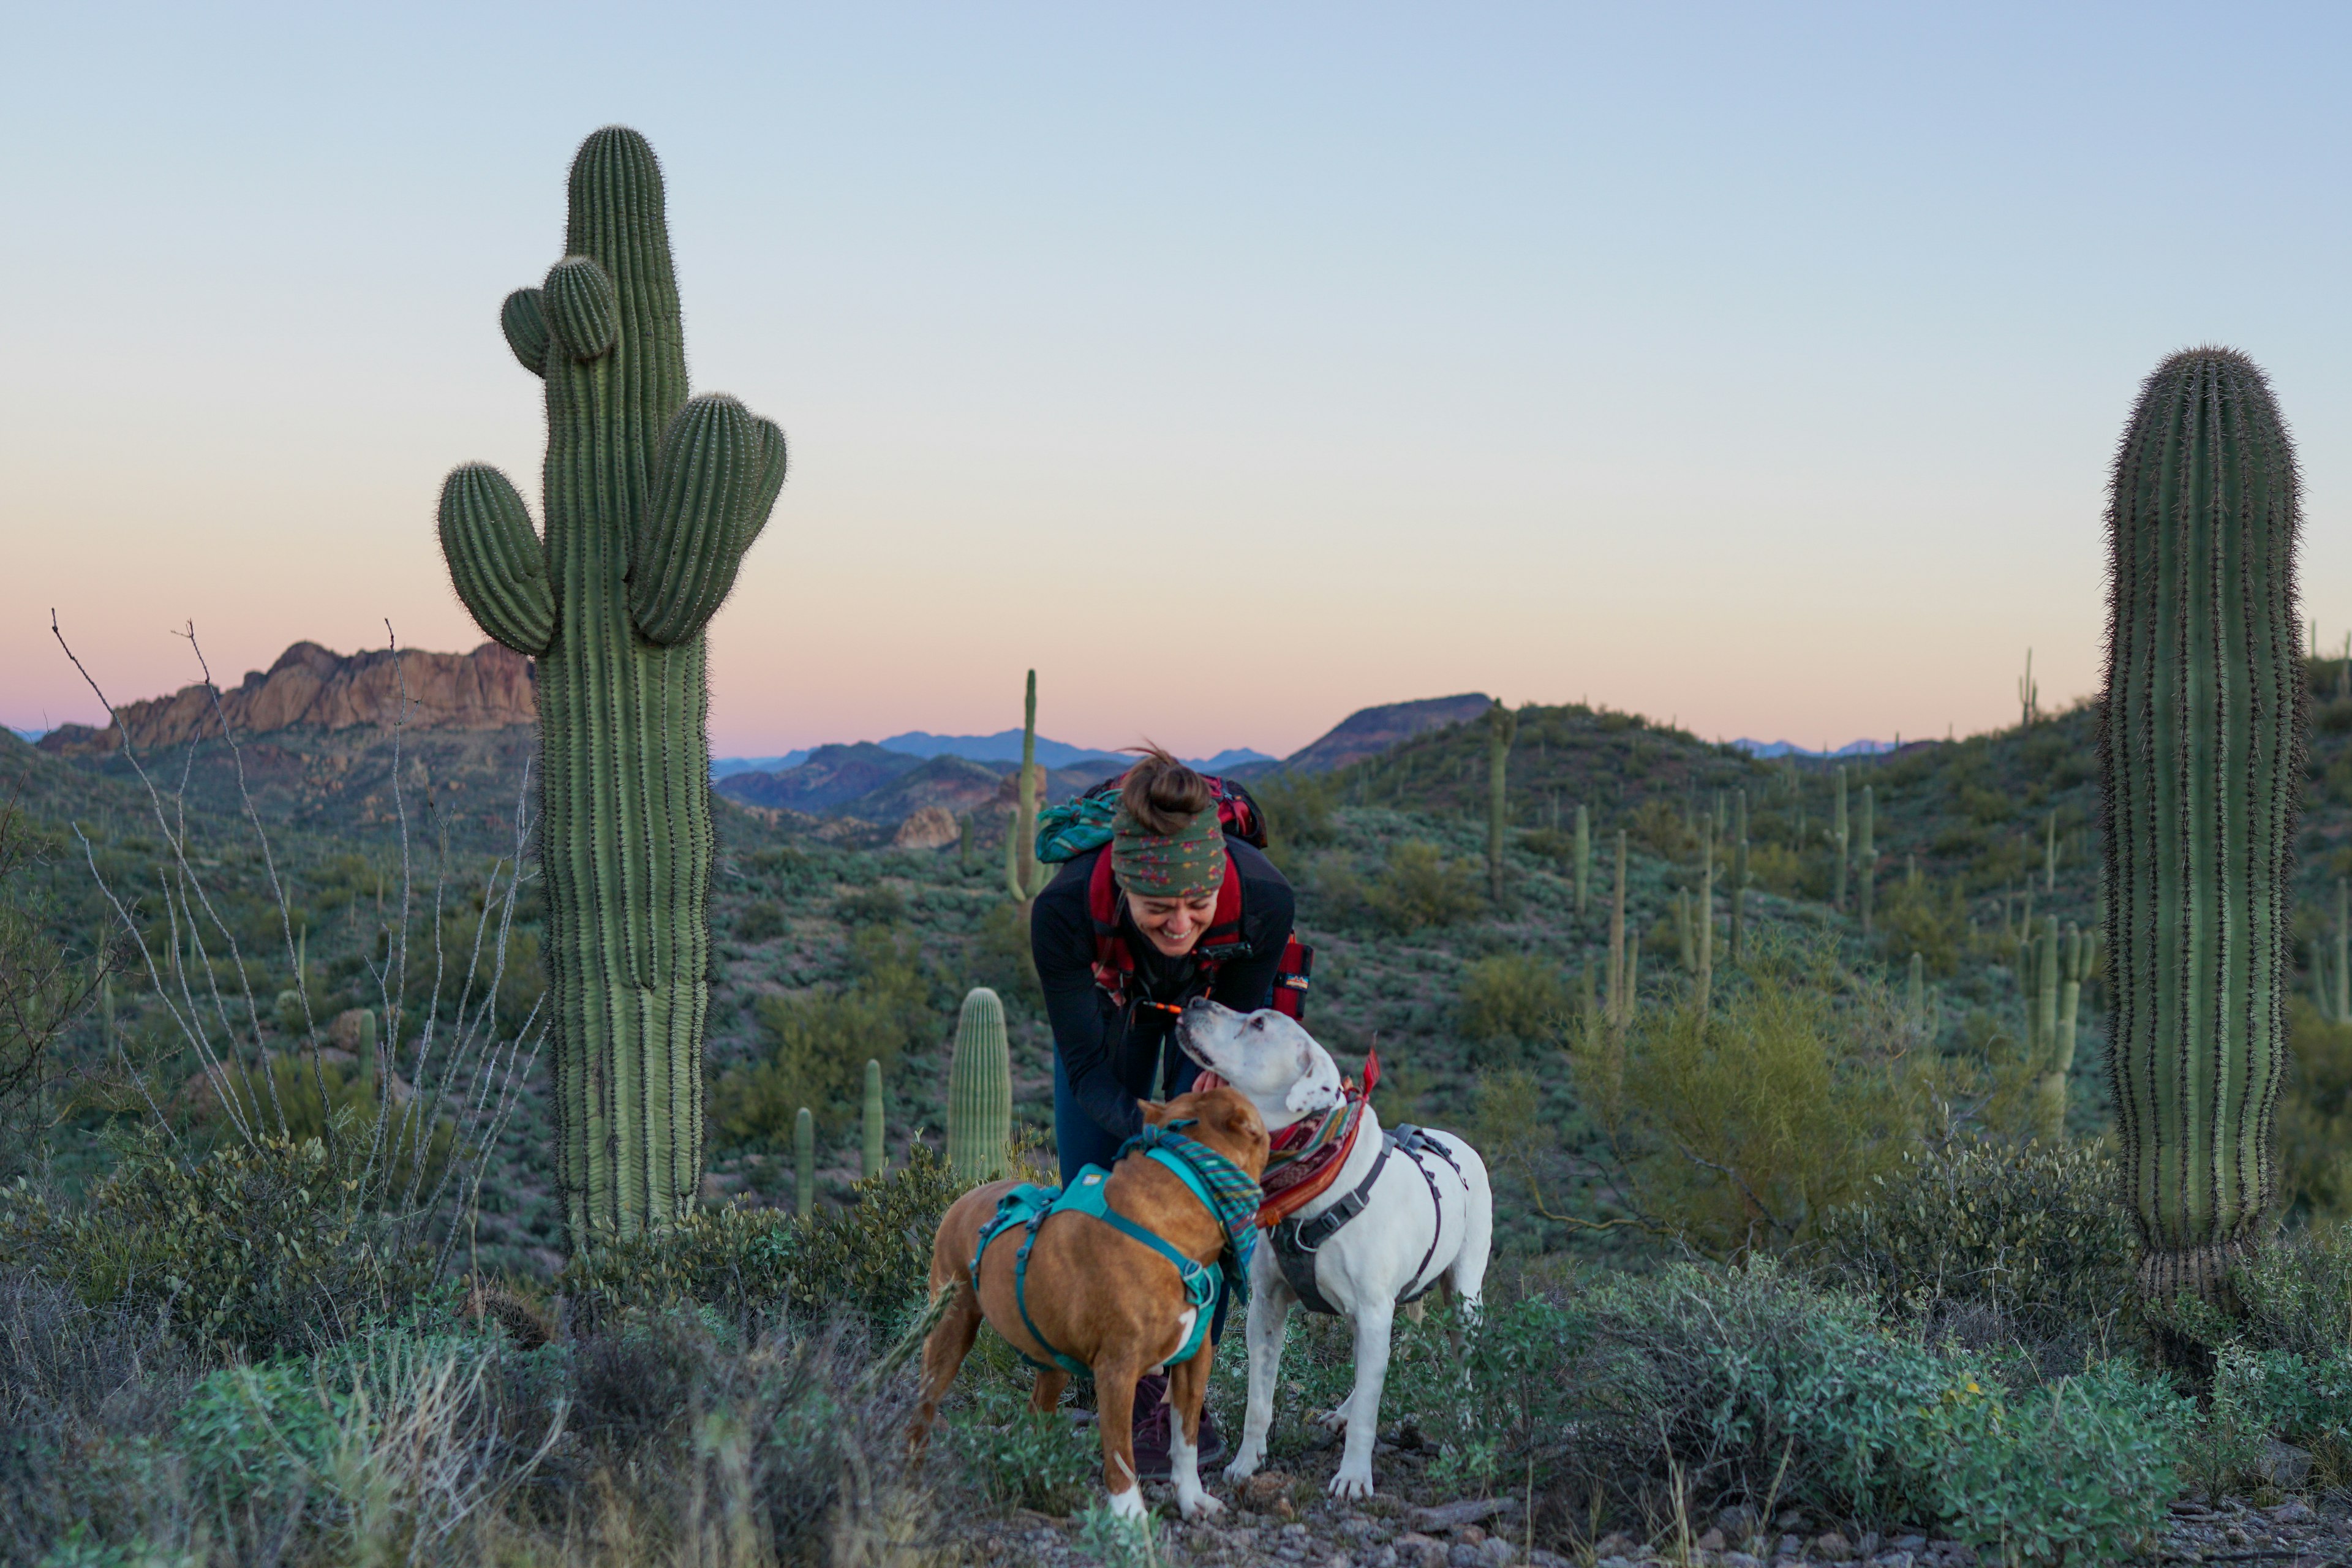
[1833,767,1850,913]
[1005,671,1048,906]
[1607,830,1629,1027]
[435,127,788,1247]
[1695,819,1715,1014]
[2032,917,2062,1140]
[948,987,1012,1181]
[1574,803,1590,916]
[1732,790,1749,960]
[1486,701,1517,904]
[2103,347,2305,1306]
[861,1058,886,1181]
[2019,648,2039,729]
[1858,785,1876,937]
[794,1107,815,1220]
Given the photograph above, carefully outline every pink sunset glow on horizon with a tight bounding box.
[9,8,2352,762]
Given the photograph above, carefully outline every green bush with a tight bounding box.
[834,885,908,926]
[1372,841,1481,933]
[1817,1138,2136,1341]
[563,1142,965,1333]
[948,1382,1098,1515]
[1456,954,1567,1066]
[735,899,787,942]
[0,1131,440,1360]
[2278,999,2352,1222]
[715,927,935,1140]
[1252,772,1336,859]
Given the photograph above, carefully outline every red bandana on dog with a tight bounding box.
[1193,1046,1379,1228]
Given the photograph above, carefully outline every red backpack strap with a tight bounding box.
[1086,848,1135,1004]
[1270,937,1314,1020]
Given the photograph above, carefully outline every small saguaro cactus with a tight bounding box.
[2032,917,2062,1139]
[2050,922,2086,1133]
[1858,785,1877,937]
[1005,671,1049,906]
[2045,811,2059,894]
[1732,788,1749,962]
[861,1058,886,1182]
[2103,347,2305,1306]
[2019,648,2038,728]
[948,987,1012,1182]
[1674,892,1694,973]
[794,1107,815,1220]
[435,127,789,1248]
[1574,803,1591,916]
[1486,701,1517,904]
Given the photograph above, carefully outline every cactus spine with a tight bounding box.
[1833,767,1850,913]
[948,987,1012,1181]
[1574,803,1590,916]
[861,1058,886,1181]
[435,128,787,1246]
[1486,701,1517,904]
[794,1107,815,1219]
[1005,671,1047,905]
[2103,347,2305,1304]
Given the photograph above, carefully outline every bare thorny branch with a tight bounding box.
[47,611,544,1271]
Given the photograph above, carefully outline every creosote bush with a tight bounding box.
[1371,840,1482,933]
[714,925,936,1140]
[1456,954,1567,1066]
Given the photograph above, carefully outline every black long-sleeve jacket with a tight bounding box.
[1030,838,1297,1140]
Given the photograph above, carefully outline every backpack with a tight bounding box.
[1035,771,1311,1022]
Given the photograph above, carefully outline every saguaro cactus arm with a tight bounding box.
[437,466,555,657]
[629,396,790,646]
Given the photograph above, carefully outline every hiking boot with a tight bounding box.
[1128,1374,1226,1480]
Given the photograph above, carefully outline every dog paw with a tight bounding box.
[1221,1454,1261,1485]
[1328,1469,1377,1500]
[1313,1405,1351,1433]
[1107,1485,1147,1521]
[1177,1489,1224,1521]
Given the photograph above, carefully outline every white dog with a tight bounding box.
[1177,998,1493,1499]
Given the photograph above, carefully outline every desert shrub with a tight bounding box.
[834,884,907,926]
[1253,772,1336,859]
[2278,999,2352,1221]
[1569,937,1960,1257]
[1626,797,1699,858]
[1744,840,1809,898]
[1817,1139,2135,1342]
[735,899,787,942]
[1456,954,1567,1066]
[0,1131,442,1360]
[564,1144,963,1333]
[968,900,1041,1008]
[1372,841,1481,933]
[948,1381,1098,1515]
[716,928,935,1140]
[1869,875,1968,976]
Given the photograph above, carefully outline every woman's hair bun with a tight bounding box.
[1118,745,1214,835]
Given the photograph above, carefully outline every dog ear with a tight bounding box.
[1138,1099,1172,1128]
[1282,1040,1344,1115]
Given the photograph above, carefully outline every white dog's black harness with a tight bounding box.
[1268,1125,1461,1316]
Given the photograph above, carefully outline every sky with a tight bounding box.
[6,4,2351,760]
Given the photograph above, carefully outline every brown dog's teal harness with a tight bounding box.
[970,1122,1259,1378]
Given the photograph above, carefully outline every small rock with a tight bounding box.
[1815,1532,1853,1561]
[1875,1554,1913,1568]
[1697,1529,1728,1553]
[1239,1472,1294,1509]
[1779,1513,1809,1532]
[1597,1536,1638,1558]
[1778,1537,1803,1559]
[1723,1556,1763,1568]
[2271,1501,2316,1525]
[1449,1548,1484,1568]
[1893,1539,1927,1553]
[1531,1553,1577,1568]
[1717,1507,1763,1539]
[1397,1532,1449,1568]
[1368,1551,1400,1568]
[1855,1534,1880,1557]
[2258,1441,2315,1491]
[1460,1526,1488,1545]
[1478,1540,1517,1568]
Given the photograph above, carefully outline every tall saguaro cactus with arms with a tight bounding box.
[436,127,788,1247]
[2103,347,2304,1307]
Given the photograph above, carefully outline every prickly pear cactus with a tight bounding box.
[2103,347,2304,1305]
[948,987,1011,1182]
[435,127,787,1246]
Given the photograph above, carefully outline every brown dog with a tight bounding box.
[911,1087,1269,1520]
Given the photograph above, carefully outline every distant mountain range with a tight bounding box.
[1728,738,1900,759]
[709,731,1273,781]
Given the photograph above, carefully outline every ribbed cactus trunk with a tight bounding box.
[1574,803,1590,917]
[2031,918,2064,1140]
[1005,672,1046,906]
[1486,702,1517,905]
[2045,811,2060,894]
[948,987,1012,1182]
[2103,347,2305,1306]
[861,1058,886,1182]
[794,1107,815,1220]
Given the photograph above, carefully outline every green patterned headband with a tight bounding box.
[1111,804,1225,899]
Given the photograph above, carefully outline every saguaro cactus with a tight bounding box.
[1695,819,1715,1014]
[861,1058,886,1181]
[2032,917,2062,1139]
[1574,803,1590,916]
[436,127,788,1246]
[1005,671,1048,905]
[1732,790,1749,960]
[948,987,1012,1181]
[1858,785,1877,937]
[2103,347,2305,1305]
[1486,701,1517,903]
[1833,767,1850,913]
[794,1107,815,1220]
[1607,830,1628,1027]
